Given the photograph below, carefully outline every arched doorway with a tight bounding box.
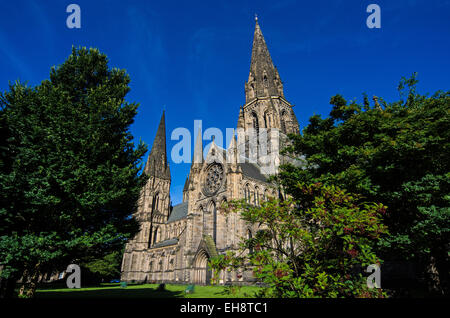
[193,250,211,285]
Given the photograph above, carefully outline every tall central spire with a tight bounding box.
[240,18,300,135]
[245,18,284,103]
[144,111,170,180]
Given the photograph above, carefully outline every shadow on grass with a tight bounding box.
[36,286,185,299]
[35,282,262,298]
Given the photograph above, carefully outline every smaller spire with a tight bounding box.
[227,131,238,165]
[237,107,245,129]
[228,131,237,149]
[183,175,190,192]
[144,111,170,180]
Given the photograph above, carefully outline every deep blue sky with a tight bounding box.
[1,0,449,205]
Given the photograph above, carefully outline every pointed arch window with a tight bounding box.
[147,224,152,248]
[210,202,217,244]
[153,227,159,245]
[263,189,269,202]
[280,110,287,134]
[149,193,160,248]
[152,193,160,213]
[252,112,259,134]
[263,72,269,88]
[200,206,206,234]
[264,111,270,128]
[245,184,251,203]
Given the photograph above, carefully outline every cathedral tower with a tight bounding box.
[239,17,299,135]
[121,112,171,281]
[140,111,171,247]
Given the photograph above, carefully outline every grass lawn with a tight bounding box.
[36,283,262,298]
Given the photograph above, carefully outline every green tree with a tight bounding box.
[210,183,388,298]
[278,73,450,295]
[0,47,147,298]
[81,250,123,283]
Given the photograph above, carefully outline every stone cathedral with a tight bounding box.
[121,18,300,285]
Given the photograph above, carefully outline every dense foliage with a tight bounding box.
[0,47,146,297]
[278,74,449,295]
[210,183,388,298]
[81,250,123,283]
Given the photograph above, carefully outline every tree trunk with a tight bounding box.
[18,269,29,297]
[25,278,38,298]
[427,255,446,296]
[429,250,449,296]
[18,264,41,298]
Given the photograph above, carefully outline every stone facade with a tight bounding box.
[121,18,300,285]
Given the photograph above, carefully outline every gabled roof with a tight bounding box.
[239,162,268,182]
[167,201,188,223]
[152,238,178,248]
